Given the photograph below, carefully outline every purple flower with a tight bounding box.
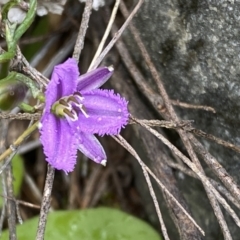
[40,58,129,173]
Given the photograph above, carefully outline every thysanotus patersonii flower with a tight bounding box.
[40,58,129,173]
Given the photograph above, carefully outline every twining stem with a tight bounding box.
[72,0,93,62]
[0,121,39,162]
[36,165,55,240]
[0,0,37,63]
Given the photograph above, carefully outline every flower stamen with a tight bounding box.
[73,92,84,101]
[63,108,78,121]
[79,104,89,118]
[59,99,70,107]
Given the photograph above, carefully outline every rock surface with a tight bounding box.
[125,0,240,238]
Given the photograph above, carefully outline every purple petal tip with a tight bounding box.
[77,66,114,91]
[78,89,129,135]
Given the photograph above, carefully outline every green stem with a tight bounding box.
[0,121,39,162]
[19,102,36,113]
[14,0,37,42]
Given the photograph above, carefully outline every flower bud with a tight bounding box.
[0,79,28,111]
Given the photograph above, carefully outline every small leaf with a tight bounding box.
[2,208,162,240]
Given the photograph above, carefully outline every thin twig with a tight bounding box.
[5,164,17,240]
[113,134,205,236]
[15,202,23,224]
[171,100,216,113]
[88,0,120,70]
[90,0,144,70]
[36,165,55,240]
[72,0,93,62]
[0,121,39,163]
[0,172,7,237]
[0,194,41,209]
[0,119,17,239]
[190,128,240,154]
[16,47,49,87]
[113,135,171,240]
[189,134,240,205]
[167,161,240,210]
[130,116,193,129]
[0,112,41,120]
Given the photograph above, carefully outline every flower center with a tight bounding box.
[51,93,89,121]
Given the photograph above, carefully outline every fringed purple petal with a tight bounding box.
[77,66,114,91]
[77,132,107,165]
[75,89,129,135]
[45,58,79,111]
[40,112,78,173]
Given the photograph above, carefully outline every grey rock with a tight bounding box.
[124,0,240,239]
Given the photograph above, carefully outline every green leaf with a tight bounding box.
[2,207,162,240]
[0,154,24,207]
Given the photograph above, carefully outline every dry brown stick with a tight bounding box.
[0,120,17,240]
[113,135,170,240]
[189,134,240,205]
[5,165,17,240]
[119,2,233,238]
[210,179,240,210]
[16,47,49,87]
[0,112,41,120]
[129,117,193,129]
[72,0,93,62]
[36,165,55,240]
[171,100,216,113]
[0,195,41,209]
[190,128,240,154]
